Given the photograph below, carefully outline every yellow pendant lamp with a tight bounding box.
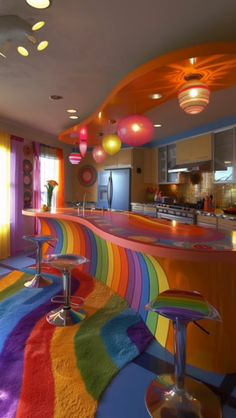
[102,134,121,155]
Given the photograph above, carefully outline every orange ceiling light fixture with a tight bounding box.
[178,74,210,115]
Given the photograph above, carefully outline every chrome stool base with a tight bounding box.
[146,374,222,418]
[46,306,86,327]
[24,274,52,288]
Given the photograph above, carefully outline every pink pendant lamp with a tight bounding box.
[92,145,107,163]
[79,127,88,158]
[69,148,82,164]
[117,114,154,146]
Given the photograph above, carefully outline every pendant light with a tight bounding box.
[117,114,154,146]
[178,74,210,115]
[79,126,88,157]
[92,145,107,163]
[102,134,121,155]
[79,141,87,158]
[69,148,82,165]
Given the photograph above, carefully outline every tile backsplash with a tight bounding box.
[158,173,236,208]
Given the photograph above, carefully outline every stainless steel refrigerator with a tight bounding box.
[97,168,131,211]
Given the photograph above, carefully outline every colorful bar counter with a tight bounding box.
[23,209,236,374]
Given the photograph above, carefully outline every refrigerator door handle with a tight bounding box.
[107,171,113,210]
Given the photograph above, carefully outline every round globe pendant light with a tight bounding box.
[178,79,210,114]
[25,0,51,9]
[102,134,121,155]
[117,114,154,146]
[69,149,82,165]
[92,145,107,163]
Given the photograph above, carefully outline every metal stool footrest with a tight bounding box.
[51,295,84,308]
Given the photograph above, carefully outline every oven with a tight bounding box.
[156,204,197,225]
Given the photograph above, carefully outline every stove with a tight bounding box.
[156,204,197,225]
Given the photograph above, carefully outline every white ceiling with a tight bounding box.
[1,0,236,142]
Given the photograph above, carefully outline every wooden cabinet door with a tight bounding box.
[176,140,191,164]
[191,134,212,162]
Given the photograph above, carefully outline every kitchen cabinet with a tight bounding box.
[144,148,158,184]
[158,144,179,184]
[176,133,212,165]
[213,128,235,183]
[103,148,132,168]
[158,146,167,183]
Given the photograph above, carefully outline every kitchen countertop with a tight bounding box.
[23,208,236,260]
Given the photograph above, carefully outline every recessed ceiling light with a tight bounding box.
[25,0,51,9]
[154,123,162,128]
[150,93,162,100]
[190,57,197,65]
[17,46,29,57]
[49,95,63,101]
[32,21,45,31]
[67,109,77,113]
[69,115,79,120]
[37,41,49,52]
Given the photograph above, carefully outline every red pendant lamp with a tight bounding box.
[117,114,154,146]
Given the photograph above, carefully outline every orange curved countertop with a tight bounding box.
[23,208,236,374]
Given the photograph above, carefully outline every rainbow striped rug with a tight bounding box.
[0,269,153,418]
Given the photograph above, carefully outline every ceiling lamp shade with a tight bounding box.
[178,80,210,114]
[92,145,107,163]
[102,134,121,155]
[69,149,82,165]
[80,127,88,141]
[117,114,155,146]
[79,141,87,158]
[25,0,51,9]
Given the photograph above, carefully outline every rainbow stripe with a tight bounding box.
[0,269,153,418]
[40,217,170,346]
[146,289,221,321]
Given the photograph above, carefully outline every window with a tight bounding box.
[40,153,59,208]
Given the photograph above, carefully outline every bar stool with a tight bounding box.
[44,253,89,327]
[23,234,56,288]
[145,289,222,418]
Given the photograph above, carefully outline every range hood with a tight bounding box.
[168,160,213,173]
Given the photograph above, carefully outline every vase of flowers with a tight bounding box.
[45,180,58,211]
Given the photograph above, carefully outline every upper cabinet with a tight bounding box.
[214,128,235,183]
[158,144,179,184]
[144,148,158,184]
[103,148,132,168]
[176,134,212,165]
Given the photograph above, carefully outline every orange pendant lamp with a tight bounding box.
[178,75,210,115]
